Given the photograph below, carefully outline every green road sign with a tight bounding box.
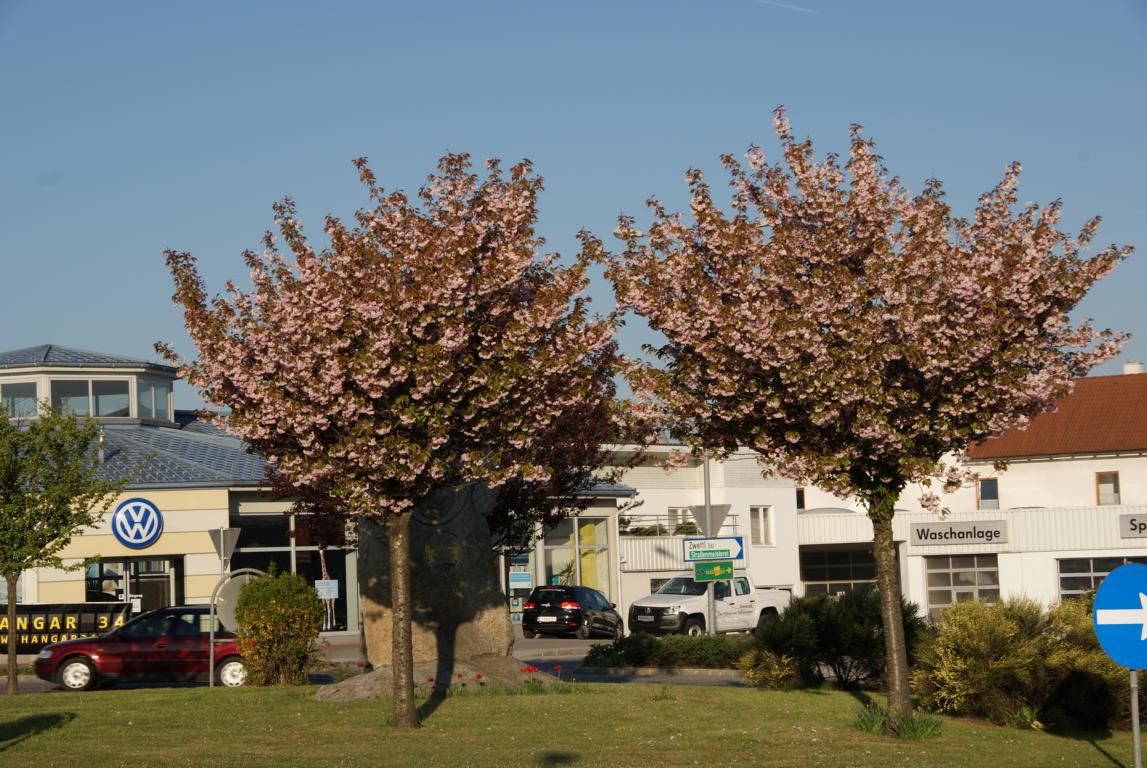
[694,560,734,582]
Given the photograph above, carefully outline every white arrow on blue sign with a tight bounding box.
[1094,563,1147,668]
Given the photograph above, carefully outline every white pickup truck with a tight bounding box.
[628,573,788,636]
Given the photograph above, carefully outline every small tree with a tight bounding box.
[598,109,1131,720]
[235,567,325,685]
[0,406,123,694]
[164,153,628,727]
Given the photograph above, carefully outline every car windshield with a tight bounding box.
[655,577,708,596]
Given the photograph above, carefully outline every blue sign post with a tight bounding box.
[1094,563,1147,768]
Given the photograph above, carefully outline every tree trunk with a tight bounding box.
[868,494,911,722]
[387,512,417,728]
[6,572,18,696]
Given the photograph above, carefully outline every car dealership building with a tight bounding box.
[4,344,1146,646]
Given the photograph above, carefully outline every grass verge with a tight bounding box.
[0,683,1134,767]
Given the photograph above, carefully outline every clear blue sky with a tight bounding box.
[2,0,1144,408]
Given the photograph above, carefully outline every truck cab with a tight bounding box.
[628,573,788,636]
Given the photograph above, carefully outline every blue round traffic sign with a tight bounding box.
[1094,563,1147,669]
[111,497,164,549]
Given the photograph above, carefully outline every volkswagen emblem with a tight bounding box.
[111,498,164,549]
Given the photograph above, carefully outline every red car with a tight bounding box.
[33,605,247,691]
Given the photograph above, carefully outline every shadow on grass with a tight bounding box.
[537,751,578,765]
[0,713,76,752]
[846,689,875,708]
[1085,740,1126,768]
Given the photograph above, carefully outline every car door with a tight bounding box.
[733,577,757,629]
[113,610,171,680]
[589,589,616,634]
[575,588,599,633]
[713,580,740,632]
[163,610,211,681]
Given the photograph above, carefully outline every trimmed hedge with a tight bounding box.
[583,633,753,669]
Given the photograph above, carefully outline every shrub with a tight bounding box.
[756,589,926,688]
[235,567,325,685]
[910,598,1046,724]
[738,647,799,689]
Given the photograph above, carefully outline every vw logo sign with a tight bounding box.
[111,498,164,549]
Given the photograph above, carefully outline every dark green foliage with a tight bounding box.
[234,568,324,686]
[583,633,752,669]
[755,589,926,688]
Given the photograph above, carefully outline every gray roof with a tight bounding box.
[99,422,268,489]
[0,344,177,374]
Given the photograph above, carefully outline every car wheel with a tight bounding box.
[613,620,624,641]
[683,618,705,637]
[756,609,778,633]
[522,627,537,639]
[575,618,591,640]
[216,657,248,687]
[58,657,97,691]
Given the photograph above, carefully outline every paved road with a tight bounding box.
[7,625,741,694]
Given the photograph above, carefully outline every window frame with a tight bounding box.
[48,376,136,419]
[749,505,773,546]
[1,379,39,419]
[977,477,1000,510]
[1096,472,1121,506]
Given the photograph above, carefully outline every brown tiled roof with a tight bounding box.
[967,373,1147,460]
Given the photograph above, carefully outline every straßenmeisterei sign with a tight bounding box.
[1119,515,1147,538]
[0,603,130,654]
[911,520,1008,545]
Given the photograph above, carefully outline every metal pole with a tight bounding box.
[1133,669,1142,768]
[703,449,716,636]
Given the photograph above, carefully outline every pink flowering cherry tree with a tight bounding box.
[595,109,1131,721]
[163,154,626,727]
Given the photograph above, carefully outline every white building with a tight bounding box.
[511,364,1147,626]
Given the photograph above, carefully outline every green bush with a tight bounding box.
[235,568,325,686]
[911,596,1143,732]
[756,589,926,688]
[738,647,799,689]
[911,598,1046,724]
[583,633,751,669]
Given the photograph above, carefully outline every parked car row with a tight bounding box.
[521,574,788,640]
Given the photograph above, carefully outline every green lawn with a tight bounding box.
[0,683,1135,767]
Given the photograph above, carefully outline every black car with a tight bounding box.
[521,585,624,640]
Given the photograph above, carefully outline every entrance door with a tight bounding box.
[127,559,174,613]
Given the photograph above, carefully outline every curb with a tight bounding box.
[578,666,745,680]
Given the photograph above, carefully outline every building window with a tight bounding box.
[230,511,351,632]
[978,478,999,510]
[750,505,772,546]
[800,548,877,595]
[1,381,37,418]
[925,554,999,621]
[93,380,130,417]
[137,379,173,421]
[1097,472,1121,505]
[542,516,611,598]
[51,380,90,415]
[49,379,133,418]
[1058,556,1147,600]
[795,487,806,511]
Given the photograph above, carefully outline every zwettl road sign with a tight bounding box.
[1094,563,1147,668]
[694,561,734,582]
[683,537,744,563]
